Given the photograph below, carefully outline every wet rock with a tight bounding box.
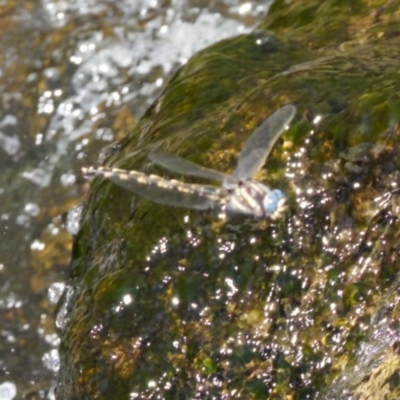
[57,0,400,399]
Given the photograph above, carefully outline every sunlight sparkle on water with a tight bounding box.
[35,133,43,145]
[47,282,65,305]
[30,239,45,251]
[24,203,40,217]
[290,332,298,345]
[238,3,252,14]
[60,172,76,186]
[70,55,82,64]
[225,278,238,297]
[123,294,133,305]
[159,25,168,34]
[299,199,311,209]
[150,237,168,256]
[66,204,83,235]
[0,382,17,400]
[322,172,332,179]
[374,192,391,207]
[42,348,60,372]
[313,114,323,124]
[171,296,179,306]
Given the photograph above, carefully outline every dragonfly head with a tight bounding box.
[263,189,287,219]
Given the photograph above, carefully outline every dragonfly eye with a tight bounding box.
[263,189,287,217]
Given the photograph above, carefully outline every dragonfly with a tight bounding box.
[83,104,296,219]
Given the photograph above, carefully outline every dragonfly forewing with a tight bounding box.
[149,153,232,183]
[234,104,296,181]
[83,166,221,210]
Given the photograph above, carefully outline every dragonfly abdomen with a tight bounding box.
[82,166,222,210]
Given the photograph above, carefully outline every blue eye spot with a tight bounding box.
[263,189,286,215]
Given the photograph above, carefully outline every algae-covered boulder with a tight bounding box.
[56,0,400,398]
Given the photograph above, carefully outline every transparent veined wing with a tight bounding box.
[233,104,296,181]
[149,153,232,183]
[82,166,221,210]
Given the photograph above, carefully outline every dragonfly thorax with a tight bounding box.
[224,181,287,219]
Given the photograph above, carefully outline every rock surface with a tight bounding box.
[57,0,400,398]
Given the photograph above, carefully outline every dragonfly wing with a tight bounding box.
[234,104,296,181]
[83,166,221,210]
[149,153,232,183]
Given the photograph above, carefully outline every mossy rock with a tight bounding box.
[57,0,400,399]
